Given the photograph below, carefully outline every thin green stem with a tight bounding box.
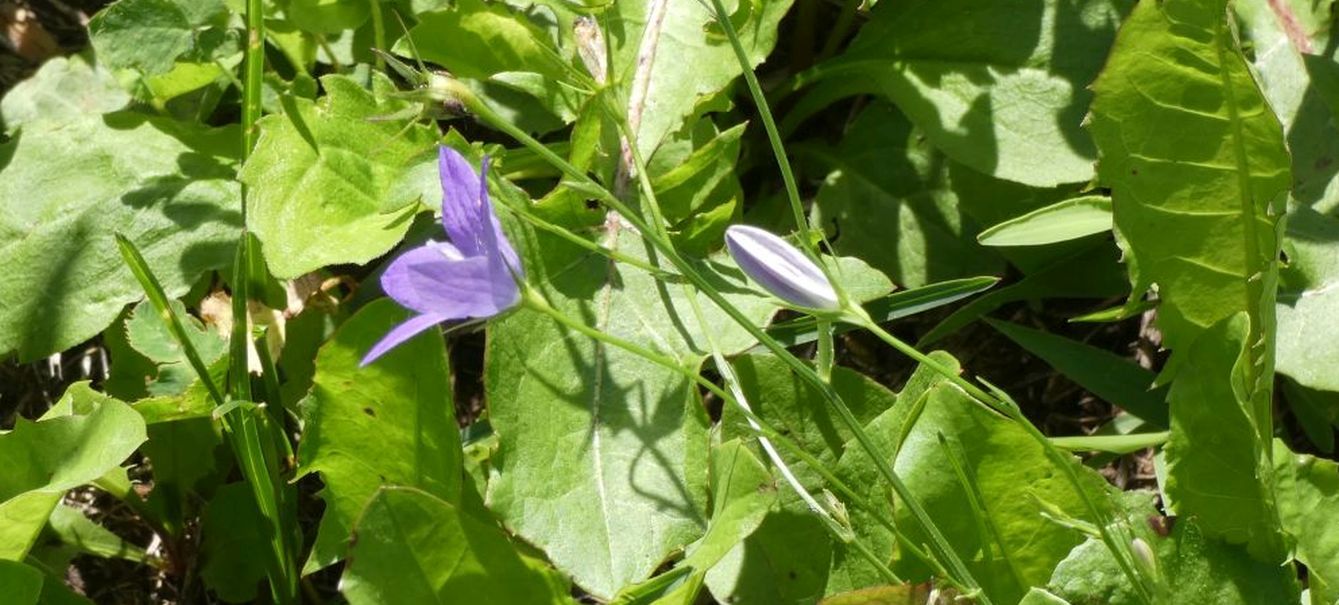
[706,0,812,256]
[816,320,834,383]
[461,85,985,600]
[816,0,863,61]
[369,0,386,72]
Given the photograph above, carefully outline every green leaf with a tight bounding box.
[0,560,43,605]
[1049,432,1168,455]
[0,112,240,361]
[680,439,777,572]
[1163,315,1285,561]
[46,505,148,563]
[1277,206,1339,392]
[808,103,1006,288]
[125,299,228,396]
[486,225,776,599]
[296,299,462,573]
[199,482,268,603]
[977,196,1113,247]
[985,319,1167,426]
[611,0,795,157]
[0,392,147,560]
[819,585,933,605]
[1089,0,1290,359]
[833,354,1113,602]
[1273,439,1339,605]
[828,0,1128,186]
[285,0,370,33]
[0,55,129,134]
[703,509,832,604]
[721,353,898,488]
[340,486,569,605]
[89,0,227,75]
[1049,493,1300,604]
[241,73,438,278]
[402,0,571,82]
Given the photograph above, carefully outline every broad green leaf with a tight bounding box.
[977,196,1112,247]
[808,103,1006,288]
[1277,206,1339,392]
[199,482,268,603]
[1089,0,1290,359]
[296,299,462,573]
[0,55,129,133]
[0,112,240,361]
[241,73,438,278]
[721,353,898,488]
[1090,0,1291,562]
[986,319,1167,426]
[403,0,571,82]
[1237,0,1339,213]
[827,0,1128,186]
[89,0,228,75]
[1163,315,1285,561]
[285,0,370,33]
[1048,492,1300,604]
[0,392,146,560]
[650,123,745,224]
[833,355,1113,602]
[1273,439,1339,605]
[486,225,775,599]
[680,439,776,572]
[704,509,832,605]
[609,0,795,157]
[0,560,43,605]
[340,486,569,605]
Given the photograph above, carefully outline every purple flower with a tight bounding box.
[725,225,839,311]
[361,146,523,366]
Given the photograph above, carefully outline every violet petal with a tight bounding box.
[380,243,517,318]
[360,312,450,367]
[725,225,839,310]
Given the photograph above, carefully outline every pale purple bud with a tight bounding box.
[725,225,839,310]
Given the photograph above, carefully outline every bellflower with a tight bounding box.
[724,225,839,311]
[361,146,523,366]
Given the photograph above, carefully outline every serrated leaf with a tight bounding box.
[1089,0,1290,359]
[828,0,1128,186]
[340,486,570,605]
[486,224,776,599]
[0,112,240,360]
[241,74,439,278]
[296,299,462,573]
[977,196,1112,247]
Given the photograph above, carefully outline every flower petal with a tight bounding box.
[725,225,839,310]
[380,242,519,318]
[475,159,524,287]
[439,146,487,257]
[360,312,449,366]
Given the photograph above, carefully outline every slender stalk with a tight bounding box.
[460,88,987,600]
[816,320,834,383]
[369,0,385,72]
[705,0,816,258]
[816,0,863,61]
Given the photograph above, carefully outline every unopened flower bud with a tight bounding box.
[725,225,839,310]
